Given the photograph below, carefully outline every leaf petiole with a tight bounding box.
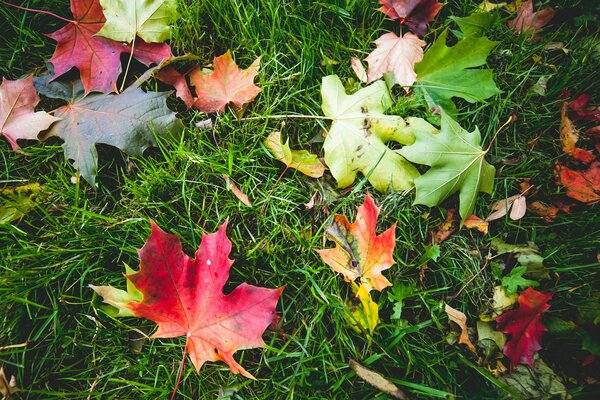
[4,1,73,23]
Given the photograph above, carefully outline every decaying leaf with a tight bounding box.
[222,175,252,207]
[428,209,460,244]
[486,194,527,221]
[491,238,549,280]
[91,220,284,377]
[569,93,600,122]
[399,113,496,221]
[47,0,172,94]
[316,193,396,292]
[346,283,379,335]
[481,285,519,321]
[501,357,569,399]
[321,75,436,191]
[190,51,261,113]
[555,161,600,204]
[527,201,559,222]
[377,0,443,36]
[363,32,426,89]
[560,102,595,164]
[413,29,500,116]
[496,287,552,369]
[0,76,60,150]
[0,183,43,224]
[0,366,18,398]
[348,359,408,399]
[464,214,489,234]
[445,304,476,352]
[97,0,178,43]
[477,320,507,350]
[46,85,183,187]
[507,0,555,34]
[350,57,368,82]
[265,131,326,178]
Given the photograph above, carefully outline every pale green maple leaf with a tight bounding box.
[414,29,500,116]
[97,0,178,43]
[321,75,437,192]
[399,113,495,221]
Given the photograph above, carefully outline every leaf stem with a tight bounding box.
[485,116,515,152]
[170,337,188,400]
[237,114,333,121]
[120,39,137,93]
[4,2,72,23]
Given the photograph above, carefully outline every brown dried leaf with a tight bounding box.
[222,175,252,207]
[348,359,409,399]
[445,304,476,353]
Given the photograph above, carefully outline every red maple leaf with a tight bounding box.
[156,67,194,109]
[496,287,553,369]
[47,0,172,94]
[316,193,396,292]
[555,161,600,204]
[377,0,443,37]
[189,51,262,113]
[92,220,283,377]
[507,0,555,34]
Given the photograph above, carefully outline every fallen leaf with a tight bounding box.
[0,366,18,398]
[350,57,368,82]
[451,11,498,38]
[501,266,539,295]
[496,287,552,369]
[413,29,500,116]
[97,0,178,43]
[507,0,555,34]
[555,161,600,203]
[33,64,85,103]
[480,285,519,321]
[156,67,194,109]
[46,85,183,187]
[491,238,549,280]
[478,1,507,12]
[265,131,326,178]
[316,193,396,292]
[222,175,252,207]
[377,0,443,36]
[190,51,261,113]
[304,192,319,210]
[0,76,60,150]
[428,209,460,244]
[0,183,43,224]
[464,214,489,234]
[445,304,476,352]
[399,113,496,221]
[363,32,426,89]
[527,201,558,222]
[477,320,507,350]
[501,357,569,399]
[569,93,600,122]
[486,194,527,221]
[347,283,380,335]
[560,102,595,164]
[91,220,284,377]
[348,359,409,399]
[321,75,436,191]
[47,0,172,94]
[510,195,527,220]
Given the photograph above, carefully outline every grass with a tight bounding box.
[1,0,600,399]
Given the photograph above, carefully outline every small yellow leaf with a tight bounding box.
[347,283,379,335]
[265,131,326,178]
[445,304,476,352]
[479,0,508,12]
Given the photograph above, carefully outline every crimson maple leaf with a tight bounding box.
[377,0,443,37]
[496,287,553,369]
[91,220,283,377]
[316,193,396,292]
[507,0,555,34]
[47,0,172,94]
[189,51,262,113]
[0,76,60,150]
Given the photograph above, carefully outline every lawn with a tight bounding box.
[1,0,599,399]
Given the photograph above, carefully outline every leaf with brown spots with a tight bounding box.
[91,220,283,377]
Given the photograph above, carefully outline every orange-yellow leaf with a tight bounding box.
[445,303,476,352]
[316,193,395,292]
[464,214,489,234]
[265,131,326,178]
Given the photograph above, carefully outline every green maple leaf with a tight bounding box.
[97,0,178,43]
[414,29,500,116]
[321,75,437,192]
[502,266,539,295]
[398,113,495,221]
[47,85,183,187]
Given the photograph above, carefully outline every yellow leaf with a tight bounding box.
[265,131,326,178]
[347,283,379,335]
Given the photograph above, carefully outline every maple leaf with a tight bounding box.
[47,0,172,94]
[97,0,178,43]
[46,85,183,187]
[190,51,262,113]
[399,113,496,222]
[377,0,444,37]
[414,29,500,116]
[363,32,426,89]
[507,0,555,34]
[265,131,326,178]
[91,220,283,377]
[156,67,194,109]
[560,102,595,164]
[501,266,539,295]
[321,75,437,191]
[496,287,553,369]
[316,193,396,292]
[569,93,600,122]
[0,76,60,150]
[555,161,600,204]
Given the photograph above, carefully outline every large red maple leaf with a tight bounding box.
[496,287,553,369]
[316,193,396,292]
[377,0,443,37]
[92,220,283,377]
[47,0,172,94]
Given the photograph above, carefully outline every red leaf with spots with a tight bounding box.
[377,0,443,36]
[496,287,553,370]
[47,0,171,94]
[91,220,283,378]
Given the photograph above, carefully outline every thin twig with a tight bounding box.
[4,2,72,23]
